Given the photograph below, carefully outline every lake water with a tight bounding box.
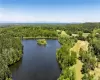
[10,40,61,80]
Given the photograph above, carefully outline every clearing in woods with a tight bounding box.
[89,62,100,80]
[70,40,89,80]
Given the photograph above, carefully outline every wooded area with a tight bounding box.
[0,23,100,80]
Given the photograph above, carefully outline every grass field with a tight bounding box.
[71,40,100,80]
[70,40,89,57]
[72,33,90,37]
[70,40,89,80]
[83,33,90,37]
[89,63,100,80]
[75,59,83,80]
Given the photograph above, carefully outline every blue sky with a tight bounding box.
[0,0,100,23]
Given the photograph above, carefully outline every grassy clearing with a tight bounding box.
[83,33,90,37]
[70,40,89,57]
[70,40,89,80]
[72,33,90,37]
[60,31,70,37]
[70,59,83,80]
[89,63,100,80]
[75,59,83,80]
[72,34,78,37]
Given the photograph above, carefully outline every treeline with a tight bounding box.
[0,33,22,80]
[56,34,77,80]
[0,22,100,38]
[0,27,57,38]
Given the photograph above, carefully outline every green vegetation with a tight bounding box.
[37,39,47,45]
[5,78,12,80]
[56,31,77,80]
[0,23,100,80]
[0,34,22,80]
[74,59,83,80]
[23,37,57,39]
[1,23,100,38]
[56,26,100,80]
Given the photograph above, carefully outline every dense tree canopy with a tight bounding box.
[0,33,22,80]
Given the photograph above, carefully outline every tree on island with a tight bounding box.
[37,39,47,45]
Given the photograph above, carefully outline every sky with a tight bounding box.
[0,0,100,23]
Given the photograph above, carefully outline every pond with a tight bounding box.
[10,40,61,80]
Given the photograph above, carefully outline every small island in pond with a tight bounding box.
[37,39,47,45]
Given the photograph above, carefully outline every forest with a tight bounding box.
[0,34,22,80]
[0,22,100,80]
